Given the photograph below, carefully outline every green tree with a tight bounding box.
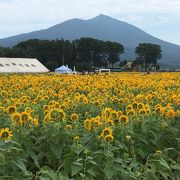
[135,43,162,71]
[106,41,124,68]
[0,38,125,72]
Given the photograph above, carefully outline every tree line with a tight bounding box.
[0,38,162,71]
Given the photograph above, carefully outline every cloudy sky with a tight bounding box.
[0,0,180,45]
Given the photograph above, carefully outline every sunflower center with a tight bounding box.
[22,114,28,121]
[9,107,15,114]
[2,132,9,138]
[121,117,126,123]
[104,130,110,136]
[14,115,20,122]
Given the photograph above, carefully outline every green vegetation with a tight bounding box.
[135,43,162,71]
[0,38,162,71]
[0,38,124,71]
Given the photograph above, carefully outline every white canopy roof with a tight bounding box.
[55,65,73,74]
[55,65,72,71]
[0,57,49,73]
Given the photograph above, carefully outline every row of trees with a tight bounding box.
[0,38,162,71]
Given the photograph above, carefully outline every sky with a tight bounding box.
[0,0,180,45]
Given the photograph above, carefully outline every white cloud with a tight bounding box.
[0,0,180,44]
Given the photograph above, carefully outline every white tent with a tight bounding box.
[0,57,49,73]
[55,65,73,74]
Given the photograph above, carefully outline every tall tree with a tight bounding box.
[135,43,162,71]
[106,41,124,68]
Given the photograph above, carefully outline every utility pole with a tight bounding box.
[63,53,64,65]
[143,56,146,71]
[90,50,94,68]
[61,38,65,65]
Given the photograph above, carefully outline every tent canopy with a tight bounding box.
[55,65,72,73]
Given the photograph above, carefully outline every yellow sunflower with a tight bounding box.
[92,118,100,127]
[119,98,124,104]
[43,114,51,124]
[70,113,79,121]
[138,103,144,110]
[139,109,146,115]
[60,104,67,110]
[110,111,118,120]
[57,109,66,121]
[101,108,112,121]
[21,111,31,122]
[66,124,72,130]
[49,109,59,119]
[126,105,133,111]
[33,118,39,126]
[43,105,49,111]
[25,107,34,114]
[105,119,115,126]
[49,109,66,121]
[119,115,129,125]
[117,110,123,117]
[0,128,13,141]
[83,97,89,104]
[12,112,23,125]
[127,109,135,116]
[167,109,175,118]
[43,95,49,101]
[101,127,113,137]
[104,134,114,142]
[73,136,80,142]
[6,106,16,114]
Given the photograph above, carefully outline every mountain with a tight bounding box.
[0,14,180,68]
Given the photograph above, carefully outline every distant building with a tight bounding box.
[123,60,141,71]
[125,61,133,69]
[0,57,49,73]
[121,60,133,71]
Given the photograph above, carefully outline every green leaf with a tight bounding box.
[63,157,73,174]
[11,141,21,146]
[35,134,48,145]
[93,150,104,155]
[159,171,170,179]
[159,158,171,171]
[12,159,29,175]
[104,166,115,180]
[145,170,157,180]
[79,173,86,178]
[87,169,96,177]
[58,172,70,180]
[0,152,5,161]
[39,177,50,180]
[89,160,97,166]
[114,158,123,164]
[11,147,23,151]
[137,136,148,145]
[71,162,83,176]
[113,164,128,174]
[50,144,63,159]
[29,151,40,169]
[171,165,180,171]
[41,170,58,180]
[75,158,83,163]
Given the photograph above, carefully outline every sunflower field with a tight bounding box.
[0,72,180,180]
